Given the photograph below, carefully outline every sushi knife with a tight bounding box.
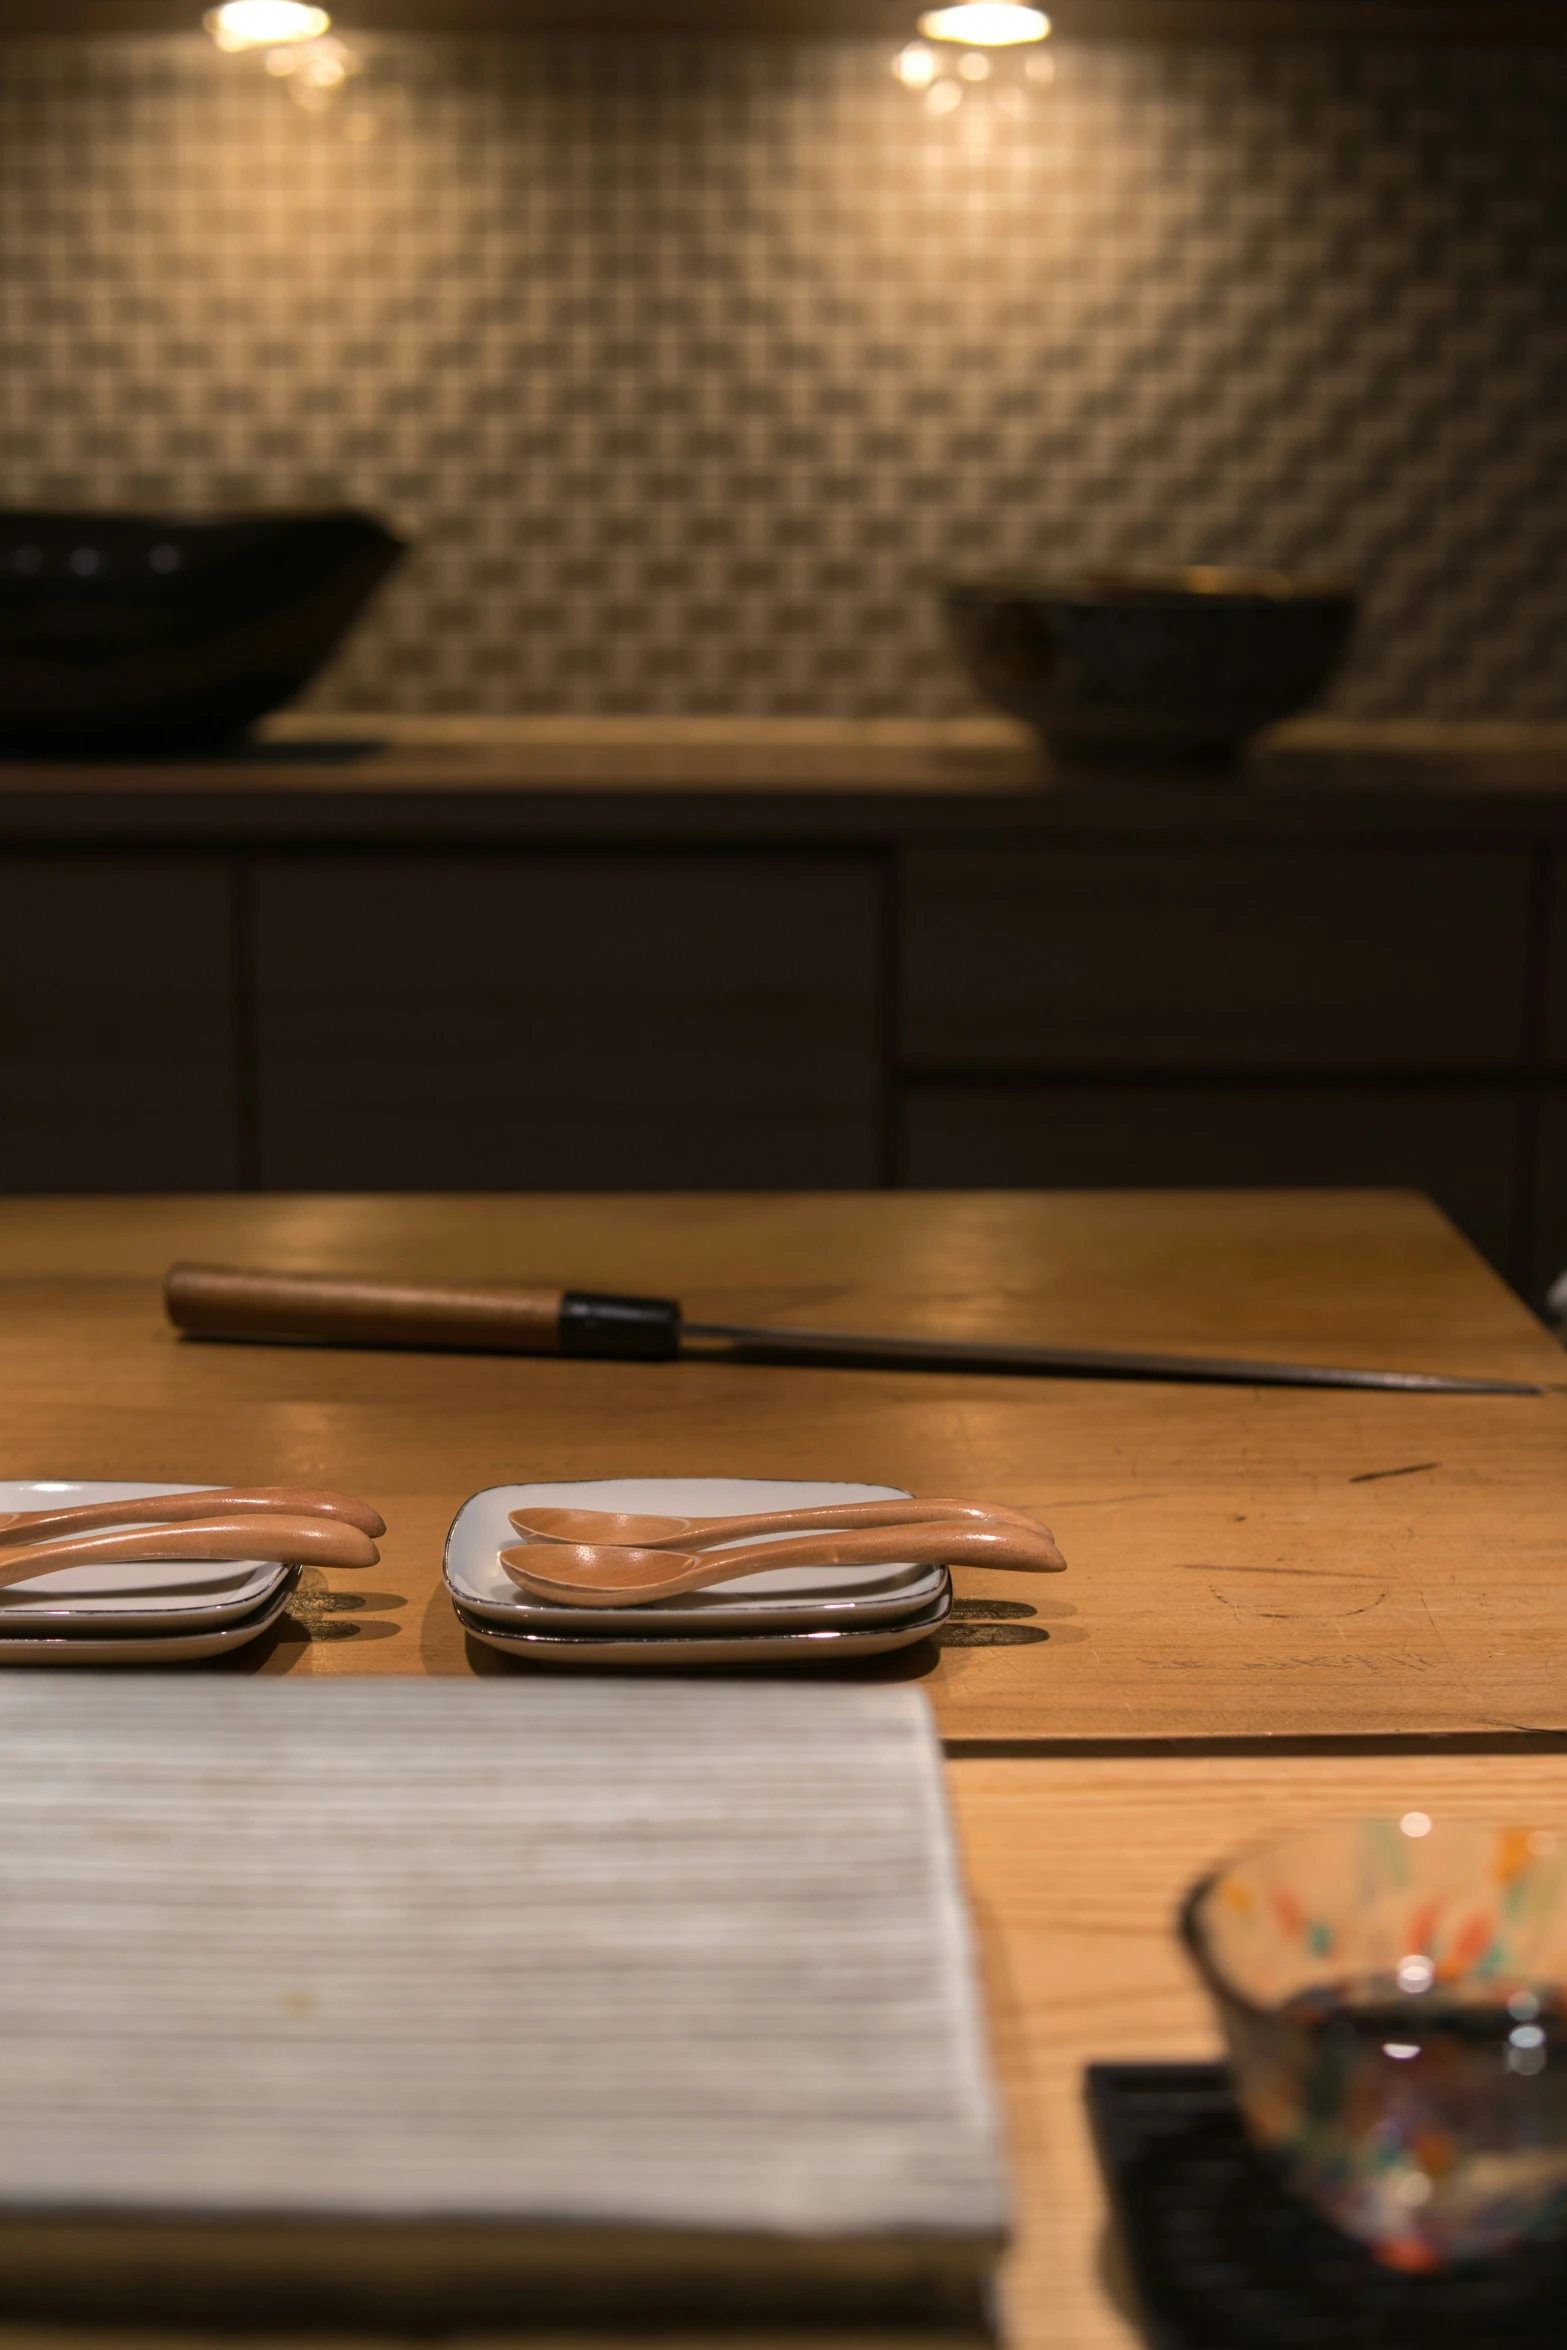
[163,1264,1539,1395]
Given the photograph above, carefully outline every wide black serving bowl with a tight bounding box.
[0,510,405,754]
[946,568,1358,770]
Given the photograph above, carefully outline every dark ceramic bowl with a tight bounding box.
[946,568,1358,770]
[0,510,405,754]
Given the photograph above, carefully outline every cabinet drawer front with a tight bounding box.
[901,1080,1520,1274]
[901,847,1531,1072]
[0,855,236,1191]
[1530,1090,1567,1307]
[254,852,882,1190]
[1542,854,1567,1069]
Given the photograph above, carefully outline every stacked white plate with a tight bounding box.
[445,1478,952,1668]
[0,1482,297,1666]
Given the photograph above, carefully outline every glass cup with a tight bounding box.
[1181,1816,1567,2270]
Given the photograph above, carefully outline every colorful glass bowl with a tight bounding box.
[1182,1817,1567,2271]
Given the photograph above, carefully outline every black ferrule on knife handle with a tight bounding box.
[558,1291,683,1361]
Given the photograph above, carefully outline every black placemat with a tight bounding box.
[1086,2061,1567,2350]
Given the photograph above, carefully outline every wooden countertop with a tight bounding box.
[957,1745,1567,2350]
[4,1186,1566,2350]
[11,1750,1567,2350]
[3,716,1567,845]
[3,1186,1564,1744]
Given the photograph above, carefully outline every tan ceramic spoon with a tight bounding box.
[0,1485,386,1548]
[0,1514,378,1592]
[502,1517,1065,1608]
[509,1496,1049,1549]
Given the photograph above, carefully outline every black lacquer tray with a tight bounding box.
[1086,2061,1567,2350]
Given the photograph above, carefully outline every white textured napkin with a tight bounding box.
[0,1677,1006,2249]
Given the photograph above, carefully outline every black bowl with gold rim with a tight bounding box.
[946,567,1358,771]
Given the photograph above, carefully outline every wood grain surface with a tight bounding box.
[2,1750,1562,2350]
[0,1189,1563,2347]
[0,1188,1561,1741]
[952,1749,1567,2350]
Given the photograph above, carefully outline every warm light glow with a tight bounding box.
[916,3,1049,45]
[204,3,331,52]
[891,41,937,88]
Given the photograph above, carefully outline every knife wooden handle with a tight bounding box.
[164,1264,681,1360]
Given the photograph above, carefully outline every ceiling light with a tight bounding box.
[204,3,332,51]
[916,3,1049,44]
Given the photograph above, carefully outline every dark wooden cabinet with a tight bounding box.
[1541,854,1567,1072]
[902,1081,1523,1272]
[251,852,882,1189]
[1531,1089,1567,1302]
[901,847,1533,1073]
[2,751,1564,1302]
[0,855,237,1191]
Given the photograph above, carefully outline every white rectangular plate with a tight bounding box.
[445,1477,948,1634]
[454,1585,950,1668]
[0,1573,296,1665]
[0,1483,289,1631]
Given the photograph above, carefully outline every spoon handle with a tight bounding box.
[502,1518,1064,1607]
[0,1515,378,1590]
[0,1487,385,1548]
[511,1497,1047,1549]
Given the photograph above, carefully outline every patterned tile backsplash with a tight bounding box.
[0,29,1561,718]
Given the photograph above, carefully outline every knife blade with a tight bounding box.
[679,1320,1538,1394]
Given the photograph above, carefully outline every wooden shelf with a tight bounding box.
[2,715,1565,807]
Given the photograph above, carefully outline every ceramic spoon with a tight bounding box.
[0,1514,379,1593]
[509,1496,1049,1549]
[0,1485,386,1548]
[501,1518,1065,1608]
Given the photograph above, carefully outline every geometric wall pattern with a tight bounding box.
[0,30,1562,718]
